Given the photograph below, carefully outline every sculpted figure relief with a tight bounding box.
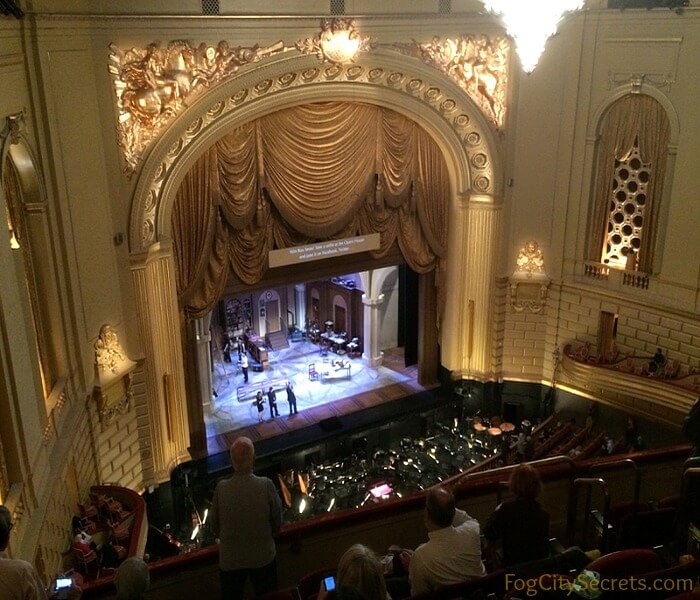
[94,324,126,374]
[516,240,546,276]
[417,35,509,127]
[109,39,285,173]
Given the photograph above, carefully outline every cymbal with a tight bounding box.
[474,423,486,432]
[500,422,515,432]
[488,427,503,436]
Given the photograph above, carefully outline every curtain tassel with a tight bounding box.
[375,173,384,209]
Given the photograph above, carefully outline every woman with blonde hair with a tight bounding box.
[320,544,390,600]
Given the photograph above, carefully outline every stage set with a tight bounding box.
[204,340,426,455]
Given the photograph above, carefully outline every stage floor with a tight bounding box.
[205,341,426,455]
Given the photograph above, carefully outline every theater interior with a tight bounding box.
[2,0,700,598]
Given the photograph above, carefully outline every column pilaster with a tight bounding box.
[362,294,384,368]
[130,241,191,485]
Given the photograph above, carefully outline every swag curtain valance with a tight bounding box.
[172,101,450,320]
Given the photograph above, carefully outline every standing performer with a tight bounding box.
[254,391,265,423]
[267,386,279,419]
[286,382,298,415]
[240,352,249,383]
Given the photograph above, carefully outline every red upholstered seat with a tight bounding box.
[585,548,664,578]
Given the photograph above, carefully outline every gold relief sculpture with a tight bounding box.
[510,240,549,313]
[94,324,126,374]
[296,18,376,65]
[515,240,546,277]
[406,36,509,128]
[93,325,138,428]
[108,39,285,174]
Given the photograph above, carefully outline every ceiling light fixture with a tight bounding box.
[481,0,585,72]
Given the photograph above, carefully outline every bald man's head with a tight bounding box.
[425,486,455,529]
[230,437,255,473]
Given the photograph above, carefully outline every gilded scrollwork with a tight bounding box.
[296,18,376,65]
[398,36,509,128]
[108,39,285,174]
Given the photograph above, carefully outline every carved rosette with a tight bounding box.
[509,241,549,313]
[108,39,286,175]
[296,18,377,65]
[135,61,496,250]
[92,325,137,428]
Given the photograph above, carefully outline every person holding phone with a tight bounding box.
[1,504,48,599]
[318,544,389,600]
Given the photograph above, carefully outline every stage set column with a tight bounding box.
[362,294,384,368]
[194,315,213,409]
[294,284,306,332]
[131,241,192,485]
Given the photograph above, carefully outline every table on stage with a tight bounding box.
[320,332,347,354]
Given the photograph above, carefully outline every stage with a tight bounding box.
[205,342,428,455]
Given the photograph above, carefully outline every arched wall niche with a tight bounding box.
[0,113,66,409]
[583,83,680,275]
[129,49,504,253]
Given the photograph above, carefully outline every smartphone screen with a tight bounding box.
[323,576,336,592]
[54,578,72,590]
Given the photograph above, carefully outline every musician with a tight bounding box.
[267,387,279,419]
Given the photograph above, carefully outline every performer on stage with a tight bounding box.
[240,352,249,383]
[267,386,279,419]
[254,391,265,423]
[286,382,298,415]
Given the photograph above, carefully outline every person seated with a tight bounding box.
[484,463,550,568]
[398,486,485,596]
[319,544,389,600]
[114,556,150,600]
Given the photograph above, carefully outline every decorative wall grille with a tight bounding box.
[201,0,220,15]
[602,142,650,269]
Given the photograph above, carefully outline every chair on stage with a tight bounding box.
[308,363,319,381]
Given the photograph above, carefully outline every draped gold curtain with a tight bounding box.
[172,102,450,320]
[587,94,670,272]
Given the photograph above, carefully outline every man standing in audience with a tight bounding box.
[399,486,485,596]
[210,437,283,600]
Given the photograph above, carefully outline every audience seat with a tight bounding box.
[585,548,664,579]
[258,587,301,600]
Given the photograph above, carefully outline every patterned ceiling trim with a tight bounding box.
[394,36,510,128]
[133,60,497,251]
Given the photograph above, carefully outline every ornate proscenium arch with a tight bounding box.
[127,49,505,476]
[129,49,503,253]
